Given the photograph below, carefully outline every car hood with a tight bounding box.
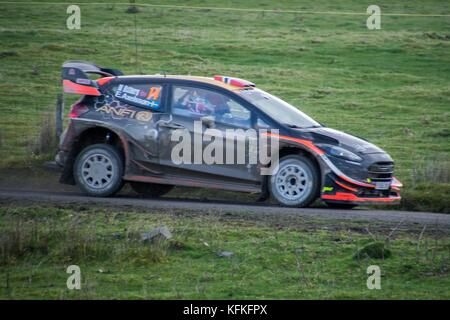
[307,127,387,155]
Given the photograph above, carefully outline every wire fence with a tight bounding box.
[1,1,449,17]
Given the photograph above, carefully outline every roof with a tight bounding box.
[117,75,250,91]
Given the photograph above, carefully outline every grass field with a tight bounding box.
[0,0,449,212]
[1,203,449,299]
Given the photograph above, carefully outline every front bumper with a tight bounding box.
[320,173,402,205]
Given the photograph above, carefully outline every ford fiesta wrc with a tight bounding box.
[56,61,402,209]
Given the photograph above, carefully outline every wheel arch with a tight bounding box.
[60,126,128,184]
[261,144,323,196]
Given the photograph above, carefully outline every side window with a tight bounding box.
[171,86,251,128]
[112,83,163,110]
[224,99,251,127]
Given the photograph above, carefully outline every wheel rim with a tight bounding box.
[81,153,114,189]
[275,163,310,201]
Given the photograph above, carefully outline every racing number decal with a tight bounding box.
[115,84,162,110]
[146,86,161,101]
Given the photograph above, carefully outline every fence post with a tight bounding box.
[56,93,63,139]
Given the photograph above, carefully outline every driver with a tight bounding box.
[179,89,213,114]
[178,89,230,116]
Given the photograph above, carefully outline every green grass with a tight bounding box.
[0,0,449,211]
[1,204,449,299]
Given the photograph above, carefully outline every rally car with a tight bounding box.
[56,60,402,208]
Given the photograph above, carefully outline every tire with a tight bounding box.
[325,202,357,210]
[130,182,174,198]
[269,155,320,207]
[74,144,124,197]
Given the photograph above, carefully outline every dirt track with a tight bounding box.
[1,189,449,227]
[0,167,449,227]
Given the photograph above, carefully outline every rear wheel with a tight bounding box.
[269,155,320,207]
[74,144,124,197]
[130,182,174,198]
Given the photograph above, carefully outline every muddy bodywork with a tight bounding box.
[57,61,401,205]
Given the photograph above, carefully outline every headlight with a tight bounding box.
[317,144,363,162]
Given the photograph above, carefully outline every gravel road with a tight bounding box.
[1,189,449,226]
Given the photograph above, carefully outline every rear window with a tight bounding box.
[112,83,163,110]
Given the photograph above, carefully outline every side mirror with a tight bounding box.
[156,114,173,127]
[200,115,215,128]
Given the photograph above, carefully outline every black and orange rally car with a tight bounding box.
[56,61,402,208]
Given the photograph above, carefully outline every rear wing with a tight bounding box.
[62,60,123,96]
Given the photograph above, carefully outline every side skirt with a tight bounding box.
[123,174,261,193]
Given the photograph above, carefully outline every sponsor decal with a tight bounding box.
[146,87,161,100]
[115,84,161,109]
[76,78,91,85]
[95,104,152,122]
[135,111,153,122]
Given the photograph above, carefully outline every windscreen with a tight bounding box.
[238,88,321,129]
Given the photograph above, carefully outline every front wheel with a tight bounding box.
[269,155,320,207]
[74,144,124,197]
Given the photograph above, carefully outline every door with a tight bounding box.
[105,80,170,165]
[158,85,259,182]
